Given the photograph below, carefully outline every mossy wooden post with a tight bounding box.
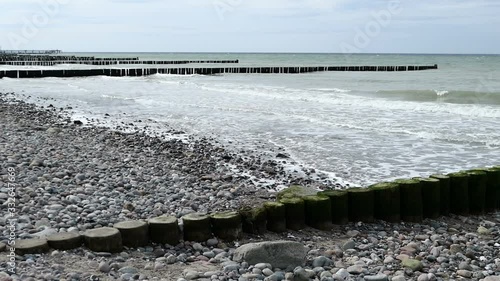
[182,213,212,242]
[83,227,123,253]
[148,216,180,246]
[47,232,82,250]
[264,202,287,233]
[447,172,469,215]
[239,205,267,234]
[347,188,375,223]
[465,170,487,215]
[368,183,400,223]
[491,166,500,210]
[114,220,149,248]
[471,168,499,213]
[430,174,451,216]
[395,179,423,222]
[414,177,441,219]
[210,211,242,241]
[303,195,332,230]
[279,197,306,230]
[317,190,349,225]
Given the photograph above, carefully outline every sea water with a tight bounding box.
[1,53,499,187]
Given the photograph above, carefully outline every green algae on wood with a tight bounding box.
[394,179,423,222]
[447,172,469,216]
[210,211,242,241]
[317,190,349,225]
[264,202,287,233]
[182,213,212,242]
[239,205,267,234]
[414,177,441,219]
[303,195,332,230]
[368,182,400,223]
[276,185,318,201]
[279,197,306,230]
[430,174,451,216]
[114,220,149,248]
[347,188,375,223]
[148,216,180,246]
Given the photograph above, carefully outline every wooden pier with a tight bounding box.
[0,65,438,79]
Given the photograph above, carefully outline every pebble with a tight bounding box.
[98,261,111,273]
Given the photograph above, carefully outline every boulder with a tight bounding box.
[233,241,307,269]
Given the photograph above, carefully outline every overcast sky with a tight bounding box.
[1,0,499,53]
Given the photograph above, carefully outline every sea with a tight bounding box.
[1,53,499,187]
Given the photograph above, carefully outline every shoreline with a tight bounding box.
[1,95,499,281]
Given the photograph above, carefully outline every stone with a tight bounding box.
[192,243,204,251]
[118,266,138,274]
[262,268,273,276]
[417,274,428,281]
[346,265,364,274]
[293,267,315,281]
[312,256,332,268]
[456,270,472,278]
[0,242,6,252]
[207,238,219,247]
[166,254,177,264]
[334,269,350,280]
[401,259,423,271]
[392,276,406,281]
[458,261,472,271]
[364,274,389,281]
[233,241,307,269]
[342,240,355,251]
[98,261,111,273]
[483,277,500,281]
[478,226,491,235]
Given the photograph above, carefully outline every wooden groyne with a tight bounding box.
[0,60,240,66]
[12,165,500,256]
[0,56,140,62]
[0,49,61,54]
[0,65,438,78]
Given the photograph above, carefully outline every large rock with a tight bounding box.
[233,241,307,269]
[482,277,500,281]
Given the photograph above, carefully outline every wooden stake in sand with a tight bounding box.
[83,227,123,253]
[148,216,180,246]
[348,188,375,223]
[369,182,401,223]
[264,202,287,233]
[239,205,267,234]
[182,213,212,242]
[114,220,149,248]
[303,195,332,230]
[14,239,50,255]
[279,197,306,230]
[47,232,83,250]
[318,190,349,225]
[210,211,242,241]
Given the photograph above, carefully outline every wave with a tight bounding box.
[373,89,500,105]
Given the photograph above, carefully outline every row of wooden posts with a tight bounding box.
[0,60,240,66]
[13,166,500,255]
[0,55,139,62]
[0,65,438,79]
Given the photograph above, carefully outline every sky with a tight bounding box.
[0,0,499,54]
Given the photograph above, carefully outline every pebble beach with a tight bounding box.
[1,94,500,281]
